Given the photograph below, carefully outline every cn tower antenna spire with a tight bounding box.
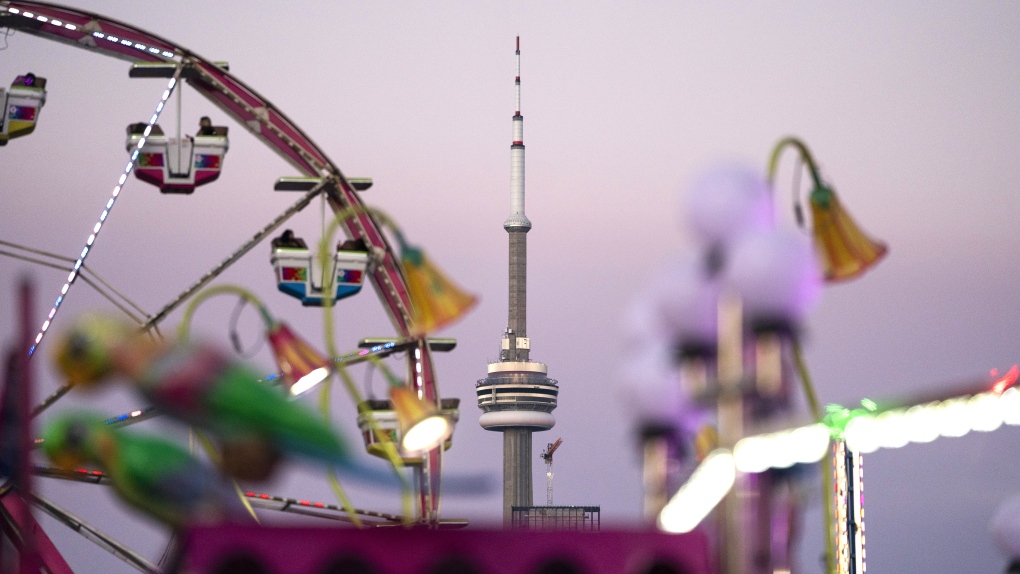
[506,35,530,231]
[515,36,521,115]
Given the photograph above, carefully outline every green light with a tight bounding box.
[823,402,876,439]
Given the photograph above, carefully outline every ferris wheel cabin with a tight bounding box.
[0,73,47,146]
[271,230,370,306]
[126,119,229,194]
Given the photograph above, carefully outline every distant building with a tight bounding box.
[511,506,601,532]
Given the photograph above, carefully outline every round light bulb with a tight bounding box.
[618,341,683,426]
[289,367,331,397]
[726,228,822,327]
[650,255,719,350]
[401,415,452,452]
[684,165,774,248]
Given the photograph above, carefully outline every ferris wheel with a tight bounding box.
[0,1,467,570]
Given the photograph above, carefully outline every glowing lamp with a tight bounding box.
[685,165,774,249]
[626,256,720,401]
[650,255,720,355]
[389,386,453,452]
[266,322,332,397]
[177,285,333,396]
[618,340,684,427]
[400,245,478,336]
[726,228,822,331]
[727,228,821,395]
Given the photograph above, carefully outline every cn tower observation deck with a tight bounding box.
[477,360,558,431]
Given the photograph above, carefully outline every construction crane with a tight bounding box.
[540,438,563,506]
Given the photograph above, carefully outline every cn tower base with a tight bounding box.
[503,428,533,525]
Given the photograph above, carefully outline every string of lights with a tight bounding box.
[0,5,176,59]
[33,466,403,525]
[29,66,183,357]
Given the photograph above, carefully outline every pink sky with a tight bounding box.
[3,2,1020,572]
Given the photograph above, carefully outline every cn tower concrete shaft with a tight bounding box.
[504,428,533,520]
[507,230,528,362]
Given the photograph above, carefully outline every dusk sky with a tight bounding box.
[3,2,1020,572]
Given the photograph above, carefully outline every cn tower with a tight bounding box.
[477,36,559,525]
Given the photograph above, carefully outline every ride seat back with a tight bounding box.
[167,137,194,178]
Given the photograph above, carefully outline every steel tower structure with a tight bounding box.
[477,36,559,525]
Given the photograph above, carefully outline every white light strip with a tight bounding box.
[734,423,831,473]
[658,449,735,533]
[29,70,182,356]
[854,449,866,573]
[7,7,80,32]
[844,387,1020,453]
[83,27,174,59]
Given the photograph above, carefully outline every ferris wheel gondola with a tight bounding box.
[125,117,228,194]
[270,230,370,306]
[0,72,46,145]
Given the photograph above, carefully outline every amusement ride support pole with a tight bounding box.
[717,292,746,574]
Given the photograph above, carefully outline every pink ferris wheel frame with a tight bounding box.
[1,0,445,536]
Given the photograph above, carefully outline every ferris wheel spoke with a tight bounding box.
[29,493,162,574]
[243,492,403,526]
[30,64,184,358]
[142,184,326,333]
[31,384,72,418]
[0,242,150,324]
[36,466,405,526]
[104,406,160,428]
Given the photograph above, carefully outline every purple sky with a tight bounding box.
[3,1,1020,572]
